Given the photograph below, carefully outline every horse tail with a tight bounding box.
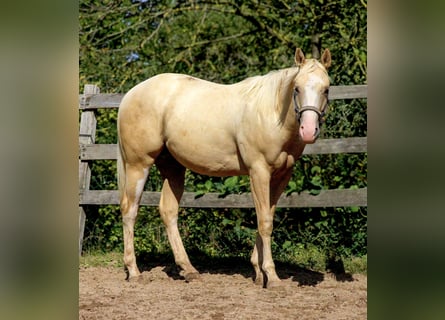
[117,134,126,207]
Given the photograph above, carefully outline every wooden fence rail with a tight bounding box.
[78,84,367,254]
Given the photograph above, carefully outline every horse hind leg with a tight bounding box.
[156,152,200,281]
[119,163,150,280]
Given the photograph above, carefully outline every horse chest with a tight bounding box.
[267,150,296,171]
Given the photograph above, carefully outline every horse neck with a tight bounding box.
[276,68,300,128]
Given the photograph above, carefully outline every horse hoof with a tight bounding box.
[127,273,143,282]
[266,280,282,289]
[254,276,264,286]
[184,272,200,282]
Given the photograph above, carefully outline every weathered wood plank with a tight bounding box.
[79,93,124,110]
[80,187,367,208]
[78,112,97,190]
[78,110,96,191]
[78,85,367,110]
[302,137,367,155]
[79,137,367,160]
[328,85,367,99]
[277,188,367,207]
[79,144,117,160]
[79,112,97,145]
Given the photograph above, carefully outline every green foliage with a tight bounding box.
[179,208,257,258]
[83,205,122,251]
[80,0,367,269]
[192,174,251,197]
[80,0,367,91]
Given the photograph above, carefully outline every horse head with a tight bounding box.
[293,48,331,144]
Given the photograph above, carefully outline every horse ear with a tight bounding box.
[321,49,332,69]
[295,48,305,66]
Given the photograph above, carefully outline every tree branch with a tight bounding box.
[173,29,258,51]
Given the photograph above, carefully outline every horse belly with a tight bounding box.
[165,135,246,177]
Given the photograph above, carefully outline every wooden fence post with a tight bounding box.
[79,84,99,256]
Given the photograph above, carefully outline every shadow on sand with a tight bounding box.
[134,250,354,286]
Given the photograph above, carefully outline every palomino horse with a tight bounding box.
[117,48,331,288]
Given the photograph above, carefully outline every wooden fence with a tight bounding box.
[78,84,367,254]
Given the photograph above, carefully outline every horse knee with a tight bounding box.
[120,194,129,214]
[258,220,273,236]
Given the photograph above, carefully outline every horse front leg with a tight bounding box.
[250,234,264,286]
[249,165,281,288]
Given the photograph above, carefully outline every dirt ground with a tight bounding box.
[79,257,367,320]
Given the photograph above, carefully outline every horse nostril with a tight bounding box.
[314,127,319,138]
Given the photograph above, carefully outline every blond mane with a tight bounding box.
[236,67,299,124]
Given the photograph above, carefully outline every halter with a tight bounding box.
[292,89,327,125]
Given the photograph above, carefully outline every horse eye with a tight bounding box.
[294,88,300,94]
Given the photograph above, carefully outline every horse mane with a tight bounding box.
[237,67,298,124]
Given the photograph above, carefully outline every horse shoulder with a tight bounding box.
[236,124,304,172]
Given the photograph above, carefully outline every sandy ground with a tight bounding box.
[79,258,367,320]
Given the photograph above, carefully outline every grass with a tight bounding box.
[79,250,124,268]
[344,254,367,274]
[277,244,367,275]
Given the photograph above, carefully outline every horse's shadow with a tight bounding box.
[135,250,354,286]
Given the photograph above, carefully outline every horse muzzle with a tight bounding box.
[299,109,321,144]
